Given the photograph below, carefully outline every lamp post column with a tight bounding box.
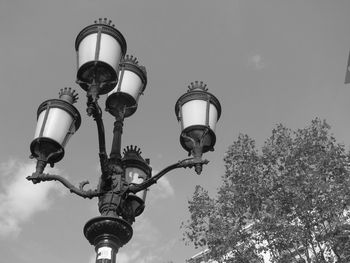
[110,106,125,162]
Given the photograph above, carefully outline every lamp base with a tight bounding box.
[84,216,133,248]
[84,216,133,263]
[180,125,216,155]
[105,92,137,118]
[77,61,117,95]
[124,195,145,218]
[30,137,64,165]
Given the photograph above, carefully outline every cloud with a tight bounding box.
[115,217,177,263]
[117,251,141,263]
[146,171,175,204]
[248,54,265,70]
[133,216,161,243]
[0,158,65,238]
[88,254,96,263]
[117,240,176,263]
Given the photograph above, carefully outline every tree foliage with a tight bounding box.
[182,119,350,263]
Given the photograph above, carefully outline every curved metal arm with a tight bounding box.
[127,158,209,194]
[26,173,102,199]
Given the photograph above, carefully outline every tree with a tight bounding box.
[182,119,350,263]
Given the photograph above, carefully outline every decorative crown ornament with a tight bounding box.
[187,81,208,92]
[123,145,142,156]
[59,87,79,104]
[94,18,115,27]
[122,55,139,65]
[121,54,147,79]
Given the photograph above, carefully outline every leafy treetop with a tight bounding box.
[182,119,350,263]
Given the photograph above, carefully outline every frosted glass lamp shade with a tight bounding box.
[125,167,148,202]
[30,99,81,165]
[106,55,147,118]
[122,146,151,217]
[175,82,221,155]
[75,18,127,94]
[181,100,219,131]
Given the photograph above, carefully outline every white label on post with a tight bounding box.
[97,247,112,260]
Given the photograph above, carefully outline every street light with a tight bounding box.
[27,18,222,263]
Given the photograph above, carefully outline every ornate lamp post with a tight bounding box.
[27,18,222,263]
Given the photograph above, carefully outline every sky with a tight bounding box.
[1,0,350,262]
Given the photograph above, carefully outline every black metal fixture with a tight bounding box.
[27,18,221,263]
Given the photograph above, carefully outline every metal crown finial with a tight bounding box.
[59,87,79,104]
[122,55,139,65]
[123,145,142,156]
[121,55,147,78]
[187,81,208,92]
[94,18,115,27]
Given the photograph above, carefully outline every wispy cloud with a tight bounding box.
[248,54,266,70]
[146,171,175,204]
[0,158,65,238]
[116,217,177,263]
[133,216,161,243]
[117,241,176,263]
[88,254,96,263]
[117,251,142,263]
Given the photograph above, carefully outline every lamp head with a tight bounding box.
[122,145,151,217]
[175,81,221,158]
[106,55,147,118]
[30,88,81,167]
[75,18,127,95]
